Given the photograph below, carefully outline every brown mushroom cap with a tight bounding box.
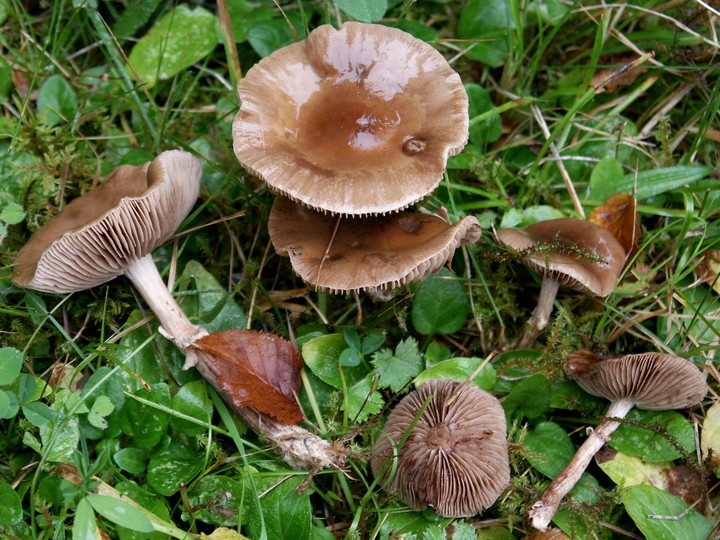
[564,350,708,410]
[268,196,481,293]
[13,150,201,293]
[371,379,509,518]
[496,218,626,297]
[233,22,469,216]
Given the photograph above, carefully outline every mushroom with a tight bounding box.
[527,350,709,531]
[371,379,509,517]
[495,218,626,346]
[12,150,208,363]
[233,22,468,216]
[268,196,481,293]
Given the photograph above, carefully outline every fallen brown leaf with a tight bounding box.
[588,192,640,262]
[195,329,304,425]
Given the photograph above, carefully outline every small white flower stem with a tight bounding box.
[527,398,635,531]
[124,253,208,367]
[519,276,560,348]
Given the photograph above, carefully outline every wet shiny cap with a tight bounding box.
[13,150,202,293]
[565,350,708,410]
[233,22,469,216]
[496,218,626,297]
[371,379,509,517]
[268,196,481,293]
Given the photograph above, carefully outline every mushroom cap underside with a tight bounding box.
[268,196,481,293]
[371,379,509,517]
[496,218,626,297]
[233,22,469,216]
[13,150,202,293]
[564,350,708,410]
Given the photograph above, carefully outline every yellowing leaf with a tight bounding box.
[588,192,640,261]
[701,401,720,465]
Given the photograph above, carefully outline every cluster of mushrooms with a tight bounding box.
[11,20,710,532]
[232,22,482,293]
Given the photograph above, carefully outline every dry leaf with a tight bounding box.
[696,249,720,295]
[591,54,647,93]
[588,192,640,262]
[195,329,304,425]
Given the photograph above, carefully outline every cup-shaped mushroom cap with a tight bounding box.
[268,196,481,293]
[233,22,469,216]
[496,218,626,297]
[371,379,509,517]
[565,350,708,410]
[13,150,202,293]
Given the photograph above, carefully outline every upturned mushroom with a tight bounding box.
[527,350,708,531]
[371,379,509,517]
[13,150,208,365]
[268,196,481,293]
[233,22,468,216]
[496,218,626,347]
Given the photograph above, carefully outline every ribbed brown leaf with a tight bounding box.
[195,329,304,425]
[588,192,640,261]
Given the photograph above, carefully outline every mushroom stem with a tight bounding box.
[527,398,635,531]
[519,276,560,347]
[124,253,208,364]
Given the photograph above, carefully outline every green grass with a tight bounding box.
[1,0,719,539]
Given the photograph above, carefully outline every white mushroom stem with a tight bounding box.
[527,398,635,531]
[519,276,560,348]
[124,253,208,367]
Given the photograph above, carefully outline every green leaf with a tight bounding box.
[0,202,24,225]
[589,165,712,201]
[467,83,502,146]
[0,480,22,525]
[0,347,23,385]
[334,0,387,23]
[502,373,551,420]
[36,75,78,126]
[499,205,565,228]
[345,375,384,423]
[372,338,423,392]
[377,511,445,539]
[82,367,126,411]
[411,268,469,335]
[523,421,575,478]
[128,5,218,88]
[597,450,671,489]
[247,14,303,58]
[169,380,213,436]
[302,334,369,389]
[87,395,115,429]
[414,356,496,391]
[389,20,437,42]
[183,260,247,332]
[39,413,80,462]
[248,476,311,540]
[0,390,17,419]
[112,0,164,38]
[224,0,274,43]
[22,402,54,427]
[187,475,247,526]
[120,384,171,449]
[621,485,713,540]
[87,494,154,533]
[146,445,203,496]
[457,0,515,67]
[609,409,695,462]
[73,497,97,540]
[113,448,148,475]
